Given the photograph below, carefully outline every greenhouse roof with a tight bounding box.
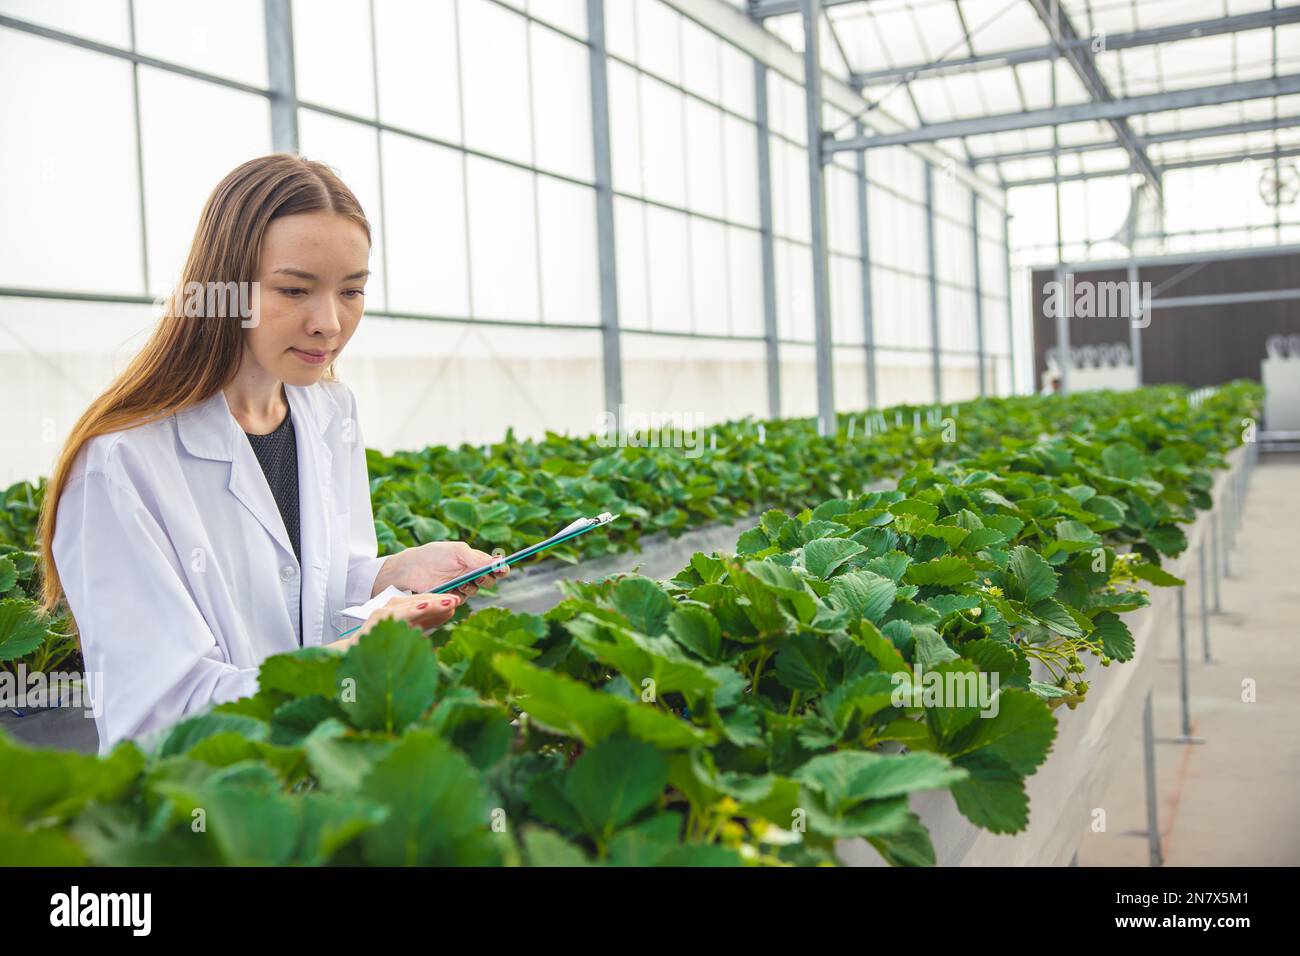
[752,0,1300,193]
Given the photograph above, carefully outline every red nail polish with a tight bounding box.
[417,602,428,610]
[442,598,453,606]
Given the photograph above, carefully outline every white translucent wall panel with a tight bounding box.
[459,0,533,166]
[293,0,374,118]
[608,60,644,195]
[727,227,765,337]
[826,164,860,258]
[685,99,726,219]
[374,0,461,143]
[774,239,813,342]
[769,138,805,243]
[604,0,637,61]
[465,156,539,321]
[339,319,605,450]
[830,254,864,346]
[641,74,687,207]
[1008,184,1058,260]
[979,235,1008,299]
[531,23,594,182]
[1165,163,1281,237]
[0,0,129,47]
[867,187,927,275]
[765,71,806,146]
[941,356,981,404]
[681,15,720,102]
[932,173,972,227]
[875,350,937,406]
[380,133,469,317]
[870,147,925,199]
[614,197,649,331]
[871,268,933,349]
[982,293,1011,358]
[833,345,869,414]
[135,0,267,87]
[0,32,143,294]
[780,342,818,419]
[638,0,682,84]
[936,218,975,289]
[689,217,729,334]
[0,297,156,484]
[720,42,755,119]
[938,286,977,352]
[529,0,587,38]
[298,109,386,310]
[645,205,692,333]
[140,70,272,297]
[723,115,760,228]
[537,177,600,325]
[621,332,770,426]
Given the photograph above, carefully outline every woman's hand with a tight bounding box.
[327,592,463,651]
[371,540,509,599]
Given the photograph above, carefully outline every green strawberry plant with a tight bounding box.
[0,381,1261,866]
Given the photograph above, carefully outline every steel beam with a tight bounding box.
[586,0,624,418]
[1002,145,1300,187]
[855,118,878,409]
[755,62,783,419]
[972,115,1300,166]
[1028,0,1160,195]
[971,191,986,396]
[827,75,1300,152]
[924,166,942,403]
[751,0,864,17]
[852,7,1300,85]
[264,0,299,152]
[800,0,837,438]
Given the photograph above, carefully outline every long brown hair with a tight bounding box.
[37,153,371,614]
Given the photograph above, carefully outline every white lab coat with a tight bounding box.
[52,379,387,753]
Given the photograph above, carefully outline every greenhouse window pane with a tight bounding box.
[536,177,599,325]
[379,132,469,317]
[645,204,692,333]
[688,216,729,335]
[640,74,686,208]
[684,98,725,220]
[529,0,587,39]
[531,24,594,182]
[614,197,649,330]
[459,0,533,166]
[680,17,720,103]
[297,109,385,310]
[637,0,681,85]
[0,0,129,48]
[0,32,142,294]
[727,226,763,337]
[293,0,375,118]
[140,68,272,299]
[719,41,755,119]
[134,0,267,88]
[465,155,539,321]
[722,115,760,228]
[374,0,461,143]
[608,60,643,195]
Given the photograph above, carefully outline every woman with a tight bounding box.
[38,154,507,753]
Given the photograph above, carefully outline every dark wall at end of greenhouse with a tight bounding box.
[1030,249,1300,392]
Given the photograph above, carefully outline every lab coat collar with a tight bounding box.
[175,383,337,462]
[175,384,339,571]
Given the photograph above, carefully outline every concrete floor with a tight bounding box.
[1077,452,1300,866]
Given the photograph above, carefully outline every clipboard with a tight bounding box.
[427,510,620,594]
[337,511,619,638]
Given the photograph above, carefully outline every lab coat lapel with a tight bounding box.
[176,389,296,561]
[286,384,335,646]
